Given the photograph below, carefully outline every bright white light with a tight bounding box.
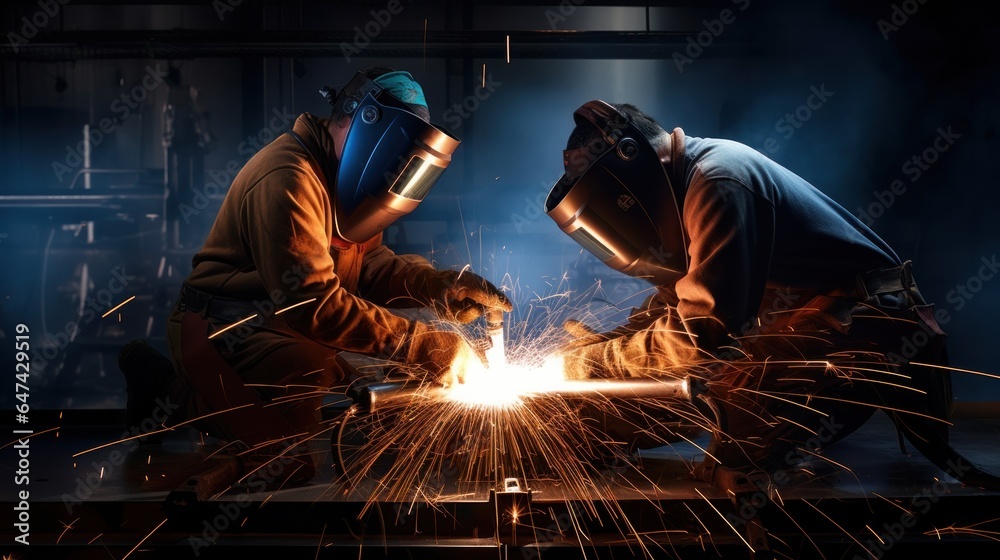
[446,343,569,408]
[484,330,506,369]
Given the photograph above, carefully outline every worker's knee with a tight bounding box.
[314,358,344,387]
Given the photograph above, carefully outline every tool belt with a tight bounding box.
[859,259,923,301]
[177,283,290,331]
[841,259,926,305]
[758,259,942,340]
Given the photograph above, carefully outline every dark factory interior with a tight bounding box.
[2,1,1000,558]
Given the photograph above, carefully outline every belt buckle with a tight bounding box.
[181,285,212,315]
[900,260,914,289]
[855,274,873,301]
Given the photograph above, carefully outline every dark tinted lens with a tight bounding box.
[569,227,614,262]
[389,156,446,200]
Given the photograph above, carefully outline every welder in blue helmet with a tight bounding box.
[547,100,1000,491]
[119,67,511,488]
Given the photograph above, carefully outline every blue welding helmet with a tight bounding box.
[545,100,688,285]
[324,71,459,244]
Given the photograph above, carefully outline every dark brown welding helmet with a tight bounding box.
[325,72,460,244]
[545,100,688,284]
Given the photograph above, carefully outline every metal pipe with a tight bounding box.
[67,168,158,190]
[83,124,91,190]
[362,382,442,412]
[358,377,701,414]
[542,378,698,400]
[0,193,164,208]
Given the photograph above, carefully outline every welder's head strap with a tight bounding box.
[562,101,633,180]
[373,71,428,119]
[850,261,918,304]
[322,70,430,123]
[572,100,631,145]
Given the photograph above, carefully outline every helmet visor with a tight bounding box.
[389,155,447,201]
[335,91,459,243]
[546,134,687,284]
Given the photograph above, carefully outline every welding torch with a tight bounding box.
[485,307,504,335]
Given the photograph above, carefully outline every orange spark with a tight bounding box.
[101,295,135,318]
[122,518,167,560]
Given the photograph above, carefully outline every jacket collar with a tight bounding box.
[290,112,339,193]
[658,127,687,198]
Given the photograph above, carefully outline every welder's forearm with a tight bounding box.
[280,278,415,356]
[359,244,440,308]
[617,322,703,375]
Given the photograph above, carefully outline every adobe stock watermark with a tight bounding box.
[340,0,408,63]
[877,0,930,41]
[852,457,971,559]
[672,0,751,73]
[855,125,960,227]
[885,254,997,365]
[61,397,180,514]
[187,451,302,556]
[391,438,464,525]
[510,175,561,234]
[190,262,309,354]
[212,0,242,21]
[6,0,70,54]
[52,65,170,183]
[30,265,135,373]
[441,75,502,131]
[719,415,847,534]
[711,429,964,560]
[545,0,586,30]
[759,84,834,155]
[178,106,297,224]
[945,254,998,311]
[523,501,589,560]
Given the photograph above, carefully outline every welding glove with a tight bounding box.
[426,269,513,326]
[402,321,483,386]
[559,319,631,380]
[561,340,609,380]
[561,300,666,378]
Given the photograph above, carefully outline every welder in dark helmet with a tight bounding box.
[547,100,1000,489]
[120,67,510,487]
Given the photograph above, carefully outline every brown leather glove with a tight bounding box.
[403,321,481,386]
[561,342,604,380]
[560,319,629,380]
[427,269,512,326]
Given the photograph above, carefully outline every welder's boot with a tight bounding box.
[879,360,1000,490]
[118,339,191,444]
[887,409,1000,490]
